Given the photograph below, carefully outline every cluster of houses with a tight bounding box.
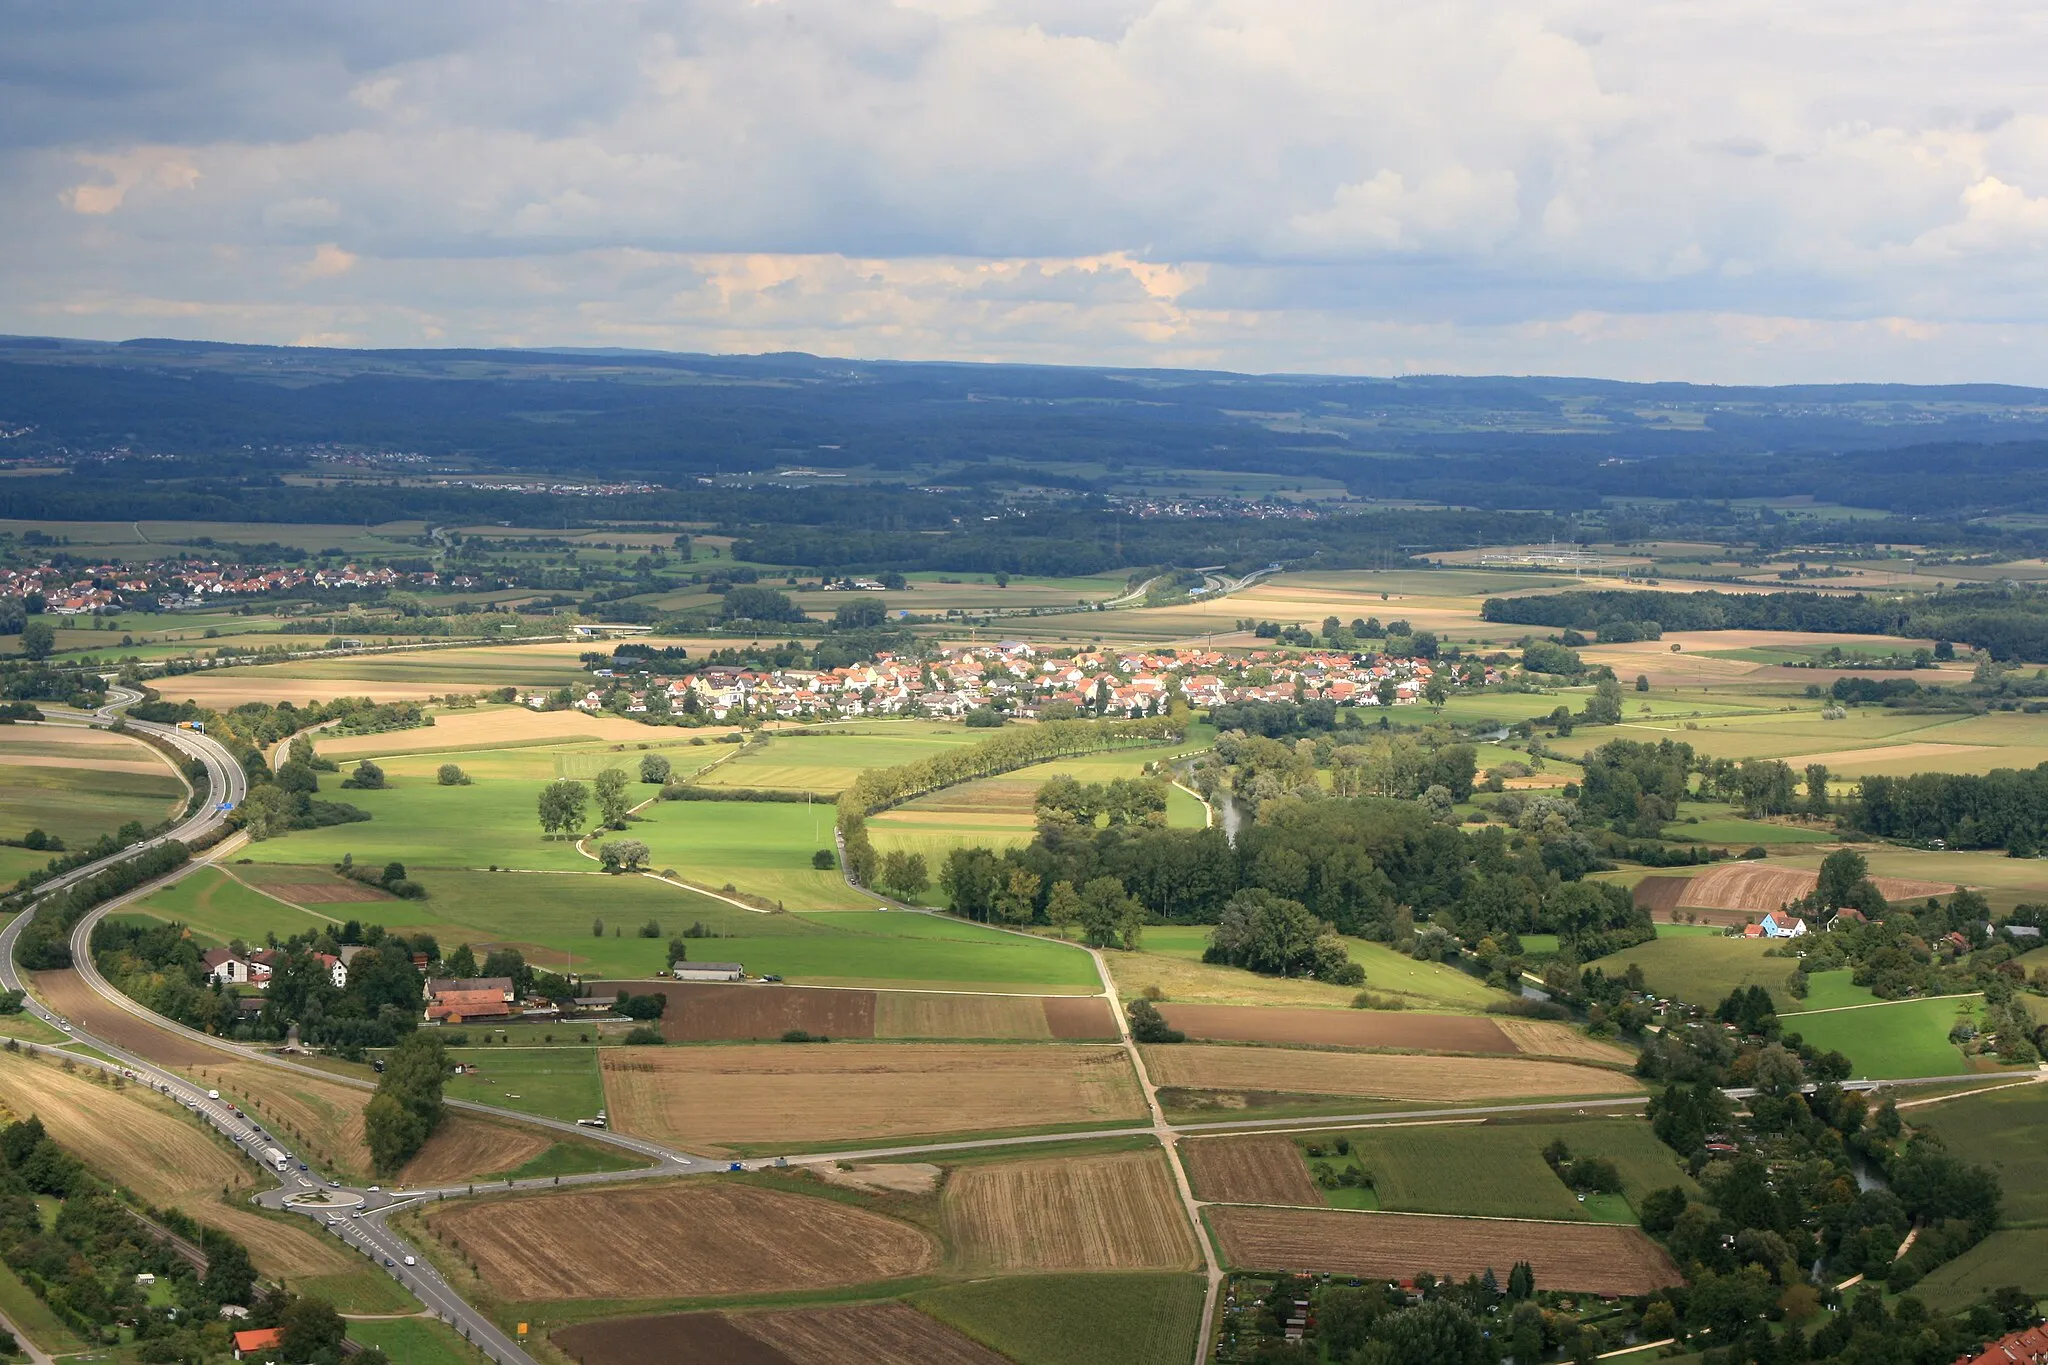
[560,641,1483,723]
[0,557,467,614]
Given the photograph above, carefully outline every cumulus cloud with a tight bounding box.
[1,0,2045,380]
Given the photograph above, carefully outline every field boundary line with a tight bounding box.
[1794,991,1980,1015]
[209,862,347,927]
[1895,1075,2046,1108]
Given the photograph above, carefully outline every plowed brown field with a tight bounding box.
[1042,996,1119,1039]
[1211,1207,1683,1295]
[432,1181,936,1300]
[874,992,1050,1039]
[1182,1136,1321,1206]
[617,981,878,1042]
[1157,1005,1513,1053]
[0,1050,353,1279]
[1142,1046,1643,1103]
[943,1150,1198,1271]
[601,1043,1145,1147]
[555,1303,1006,1365]
[1633,876,1690,918]
[1679,863,1956,912]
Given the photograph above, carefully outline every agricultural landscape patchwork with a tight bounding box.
[0,349,2047,1363]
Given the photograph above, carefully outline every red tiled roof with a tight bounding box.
[1951,1325,2048,1365]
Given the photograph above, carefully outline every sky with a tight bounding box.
[4,0,2047,383]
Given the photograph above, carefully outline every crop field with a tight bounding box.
[317,704,661,759]
[943,1150,1198,1271]
[397,1117,552,1183]
[600,1043,1146,1148]
[0,1048,359,1282]
[695,728,981,792]
[1117,926,1503,1012]
[875,991,1077,1039]
[0,725,186,847]
[31,968,223,1067]
[1489,1020,1641,1064]
[347,1317,487,1365]
[208,641,595,689]
[1155,1004,1515,1053]
[431,1180,936,1301]
[1672,862,1956,913]
[1182,1136,1323,1206]
[1345,1119,1694,1220]
[1905,1082,2048,1223]
[1142,1045,1644,1105]
[1783,997,1977,1079]
[915,1273,1207,1365]
[556,1302,1011,1365]
[120,866,340,944]
[1209,1206,1684,1295]
[1906,1229,2048,1310]
[611,979,1109,1041]
[155,674,453,706]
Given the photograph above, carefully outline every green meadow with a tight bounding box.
[1783,997,1976,1079]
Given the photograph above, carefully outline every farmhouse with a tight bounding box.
[1826,908,1868,932]
[424,976,516,1005]
[1951,1324,2048,1365]
[672,961,746,982]
[1759,911,1808,939]
[231,1327,283,1360]
[427,990,513,1024]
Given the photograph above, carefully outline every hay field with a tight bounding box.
[555,1303,1007,1365]
[1116,927,1501,1013]
[1210,1207,1682,1295]
[0,726,186,846]
[318,704,655,758]
[0,1050,354,1279]
[1154,1005,1514,1053]
[600,1044,1145,1148]
[944,1150,1198,1271]
[1593,935,1802,1010]
[1347,1120,1691,1219]
[1490,1020,1639,1065]
[1142,1046,1643,1104]
[430,1181,936,1300]
[696,730,981,793]
[1182,1136,1322,1206]
[397,1118,551,1185]
[155,676,449,707]
[874,992,1054,1040]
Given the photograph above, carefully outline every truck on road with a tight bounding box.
[264,1147,289,1173]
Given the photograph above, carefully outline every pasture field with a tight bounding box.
[1182,1136,1323,1206]
[0,1048,367,1288]
[1784,997,1977,1079]
[695,726,982,792]
[1344,1119,1695,1221]
[632,799,875,910]
[443,1048,607,1123]
[556,1302,1010,1365]
[600,1043,1146,1150]
[941,1150,1199,1272]
[913,1274,1207,1365]
[348,1316,486,1365]
[118,865,340,944]
[1795,971,1883,1011]
[427,1180,936,1301]
[0,724,186,848]
[1908,1083,2048,1225]
[1118,925,1505,1013]
[1142,1046,1644,1107]
[1594,934,1802,1010]
[1209,1206,1684,1296]
[1906,1229,2048,1310]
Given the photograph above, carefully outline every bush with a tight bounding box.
[1127,998,1185,1043]
[437,763,471,786]
[780,1029,829,1043]
[811,848,837,869]
[340,759,387,790]
[1351,992,1408,1010]
[623,1026,664,1045]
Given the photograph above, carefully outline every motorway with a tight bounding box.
[3,686,2038,1365]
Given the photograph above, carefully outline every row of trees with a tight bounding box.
[364,1031,447,1174]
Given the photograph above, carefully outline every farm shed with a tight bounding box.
[426,990,513,1024]
[424,976,515,1004]
[672,961,745,981]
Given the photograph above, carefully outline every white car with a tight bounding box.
[403,1255,416,1267]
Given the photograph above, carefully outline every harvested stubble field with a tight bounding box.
[1210,1206,1683,1296]
[396,1118,550,1184]
[943,1150,1198,1271]
[32,970,221,1067]
[0,1050,354,1280]
[555,1302,1007,1365]
[1489,1020,1639,1065]
[875,992,1051,1039]
[1042,996,1120,1039]
[1154,1005,1513,1053]
[1677,862,1955,912]
[156,676,447,707]
[1142,1046,1644,1104]
[431,1181,936,1300]
[318,704,656,758]
[600,1044,1146,1148]
[1182,1136,1322,1206]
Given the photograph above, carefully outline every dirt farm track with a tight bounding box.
[554,1302,1007,1365]
[1211,1206,1684,1296]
